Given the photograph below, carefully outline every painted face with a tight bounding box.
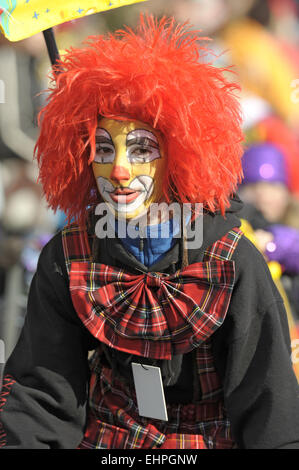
[92,118,166,219]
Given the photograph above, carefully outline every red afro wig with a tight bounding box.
[35,14,244,224]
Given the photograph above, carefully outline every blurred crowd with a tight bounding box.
[0,0,299,378]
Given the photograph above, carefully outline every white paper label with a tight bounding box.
[131,363,168,421]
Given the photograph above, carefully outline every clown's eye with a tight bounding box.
[127,145,160,163]
[94,143,115,163]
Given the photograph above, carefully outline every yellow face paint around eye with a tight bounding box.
[92,118,166,219]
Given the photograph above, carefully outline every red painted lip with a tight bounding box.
[109,188,141,204]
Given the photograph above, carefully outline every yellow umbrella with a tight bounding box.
[0,0,147,42]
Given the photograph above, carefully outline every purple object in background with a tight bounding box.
[242,143,289,187]
[266,224,299,274]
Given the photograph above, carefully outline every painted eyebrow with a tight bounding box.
[95,128,113,143]
[127,129,159,147]
[126,137,159,149]
[95,136,114,144]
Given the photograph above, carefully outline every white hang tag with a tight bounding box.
[131,363,168,421]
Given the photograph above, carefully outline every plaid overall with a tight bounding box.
[62,224,243,449]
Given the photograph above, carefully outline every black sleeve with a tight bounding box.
[213,236,299,449]
[0,232,96,449]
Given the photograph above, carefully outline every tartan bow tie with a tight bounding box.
[69,260,235,360]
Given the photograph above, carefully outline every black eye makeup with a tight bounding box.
[94,129,115,163]
[94,127,162,164]
[126,130,161,164]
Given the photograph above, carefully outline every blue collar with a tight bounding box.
[115,217,182,268]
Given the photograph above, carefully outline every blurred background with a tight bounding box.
[0,0,299,382]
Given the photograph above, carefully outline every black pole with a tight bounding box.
[42,27,61,67]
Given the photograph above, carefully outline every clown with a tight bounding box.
[0,16,299,449]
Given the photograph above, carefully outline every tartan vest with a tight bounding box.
[62,223,243,449]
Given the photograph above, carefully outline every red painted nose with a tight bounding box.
[110,165,130,182]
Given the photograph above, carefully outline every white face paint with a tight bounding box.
[96,175,154,213]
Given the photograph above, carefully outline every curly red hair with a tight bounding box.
[35,14,244,224]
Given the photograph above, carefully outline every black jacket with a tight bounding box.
[1,197,299,449]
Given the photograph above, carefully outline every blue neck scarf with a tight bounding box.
[115,217,182,268]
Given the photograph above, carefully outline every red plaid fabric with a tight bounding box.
[63,223,237,360]
[62,224,243,449]
[204,228,243,262]
[77,350,235,449]
[0,375,16,448]
[69,260,235,360]
[159,434,207,449]
[62,224,93,273]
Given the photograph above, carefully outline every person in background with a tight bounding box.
[238,142,299,322]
